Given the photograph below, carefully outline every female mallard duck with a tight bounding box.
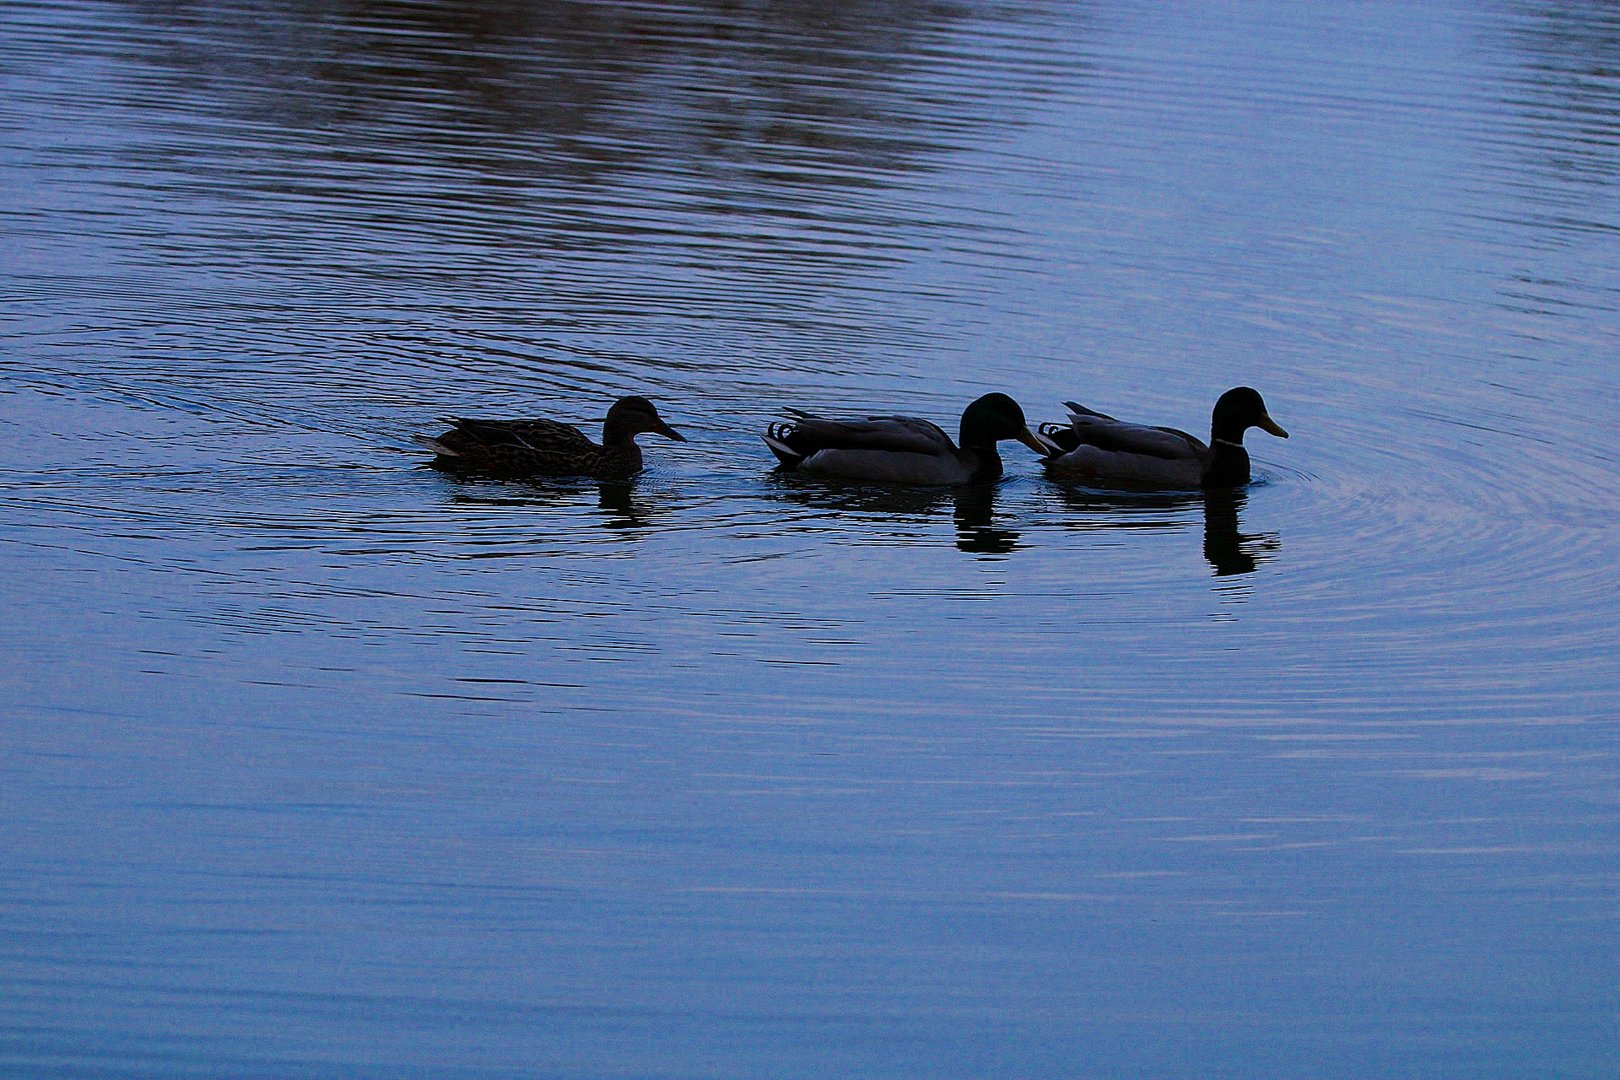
[414,395,685,479]
[763,392,1048,485]
[1037,386,1288,489]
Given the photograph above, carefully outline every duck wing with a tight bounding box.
[416,416,613,477]
[1060,402,1207,461]
[440,416,595,452]
[774,413,955,456]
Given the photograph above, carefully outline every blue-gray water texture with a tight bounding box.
[3,1,1617,1077]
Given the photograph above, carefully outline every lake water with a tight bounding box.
[3,1,1618,1076]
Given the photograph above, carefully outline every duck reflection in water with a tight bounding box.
[1050,486,1278,576]
[1201,488,1279,576]
[439,475,669,537]
[952,483,1019,555]
[766,473,1022,556]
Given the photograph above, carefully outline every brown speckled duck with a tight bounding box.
[414,395,685,480]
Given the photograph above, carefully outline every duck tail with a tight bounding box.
[761,423,803,468]
[1035,421,1074,456]
[411,434,458,456]
[1063,400,1116,421]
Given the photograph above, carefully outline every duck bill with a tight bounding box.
[1015,427,1052,455]
[1257,413,1289,439]
[654,420,687,442]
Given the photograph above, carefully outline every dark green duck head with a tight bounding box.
[959,393,1050,455]
[1210,387,1288,445]
[603,396,686,448]
[1204,387,1288,489]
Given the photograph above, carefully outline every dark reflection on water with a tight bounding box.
[764,472,1024,556]
[1049,484,1279,576]
[4,0,1620,1077]
[951,484,1021,556]
[29,0,1065,263]
[1202,489,1278,576]
[438,474,673,538]
[1480,3,1620,322]
[593,479,664,535]
[1491,3,1620,201]
[124,0,1009,160]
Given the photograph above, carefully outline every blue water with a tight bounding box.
[3,1,1618,1076]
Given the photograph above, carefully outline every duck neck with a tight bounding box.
[964,442,1004,484]
[597,441,644,477]
[959,415,1000,451]
[1202,438,1250,488]
[601,416,640,449]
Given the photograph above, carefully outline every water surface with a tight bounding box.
[3,1,1618,1076]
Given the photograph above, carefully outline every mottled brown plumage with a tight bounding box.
[415,395,685,479]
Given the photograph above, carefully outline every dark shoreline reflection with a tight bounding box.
[1482,4,1620,319]
[764,472,1022,556]
[1049,485,1279,576]
[107,0,1071,215]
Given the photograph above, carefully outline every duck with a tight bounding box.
[1037,386,1288,489]
[763,392,1048,486]
[414,395,685,479]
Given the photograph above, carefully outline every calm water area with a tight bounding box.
[3,0,1619,1076]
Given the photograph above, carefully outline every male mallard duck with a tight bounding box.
[763,392,1047,485]
[414,395,685,479]
[1037,386,1288,489]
